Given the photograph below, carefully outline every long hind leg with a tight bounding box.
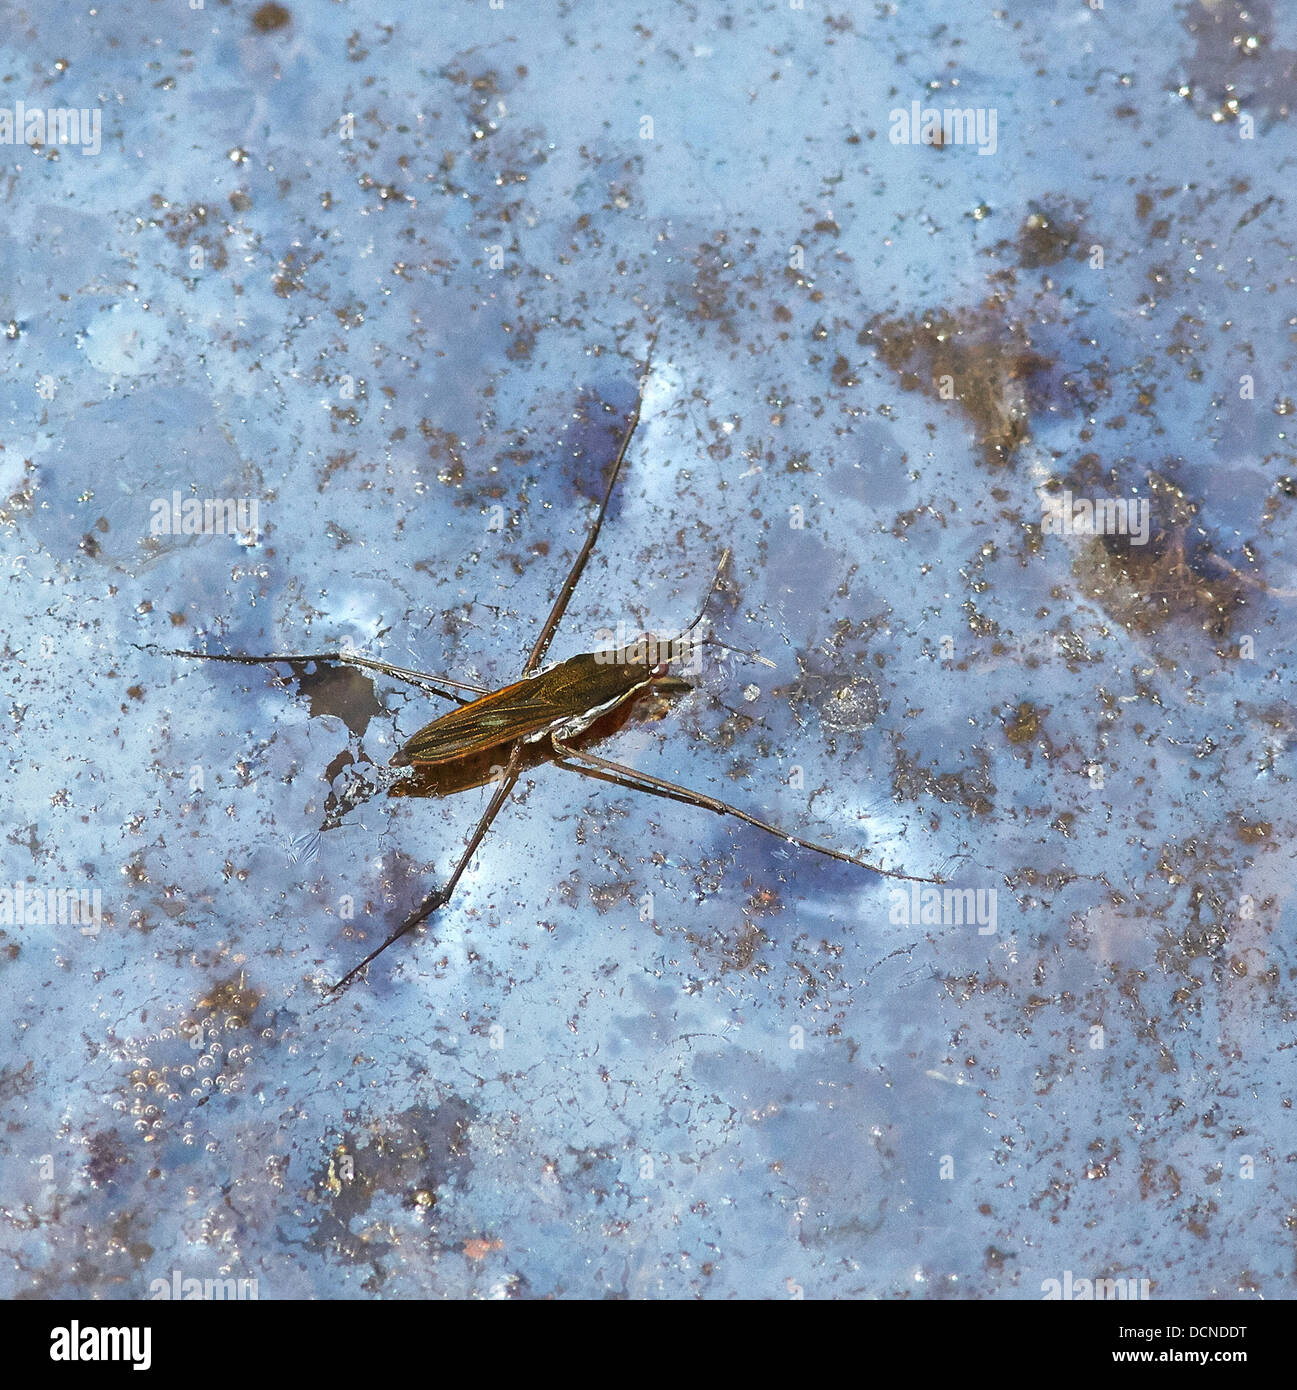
[551,739,944,885]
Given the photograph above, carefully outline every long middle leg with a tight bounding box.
[524,334,656,673]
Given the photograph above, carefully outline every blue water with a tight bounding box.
[1,0,1294,1299]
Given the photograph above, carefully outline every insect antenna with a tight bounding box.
[672,550,776,669]
[680,548,732,637]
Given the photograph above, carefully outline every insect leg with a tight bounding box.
[524,335,657,674]
[550,739,944,886]
[135,643,488,701]
[322,741,525,998]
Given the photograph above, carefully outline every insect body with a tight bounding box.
[391,653,683,767]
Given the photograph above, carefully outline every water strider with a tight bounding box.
[142,340,944,998]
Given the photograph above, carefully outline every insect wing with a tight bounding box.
[392,655,652,767]
[393,675,562,766]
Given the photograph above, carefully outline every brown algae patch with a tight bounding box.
[1013,202,1085,269]
[1067,472,1248,640]
[305,1101,476,1287]
[860,304,1055,468]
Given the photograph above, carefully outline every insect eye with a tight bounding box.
[649,661,671,679]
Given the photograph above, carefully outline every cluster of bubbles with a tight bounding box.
[115,980,268,1143]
